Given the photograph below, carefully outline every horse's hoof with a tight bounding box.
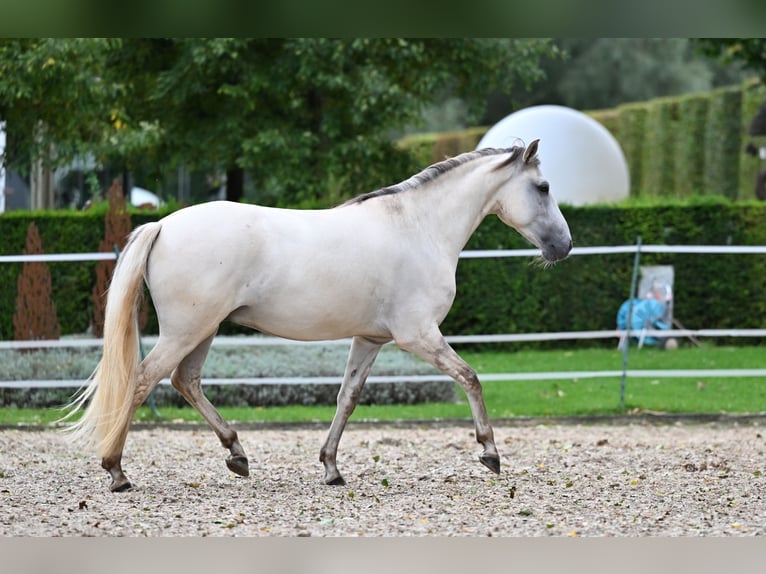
[325,475,346,486]
[479,454,501,475]
[226,455,250,477]
[110,479,133,493]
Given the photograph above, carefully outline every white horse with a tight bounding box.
[65,140,572,492]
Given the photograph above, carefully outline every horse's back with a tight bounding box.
[145,201,416,341]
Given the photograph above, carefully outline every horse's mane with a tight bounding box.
[340,146,523,206]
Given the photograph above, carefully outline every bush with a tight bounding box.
[0,344,456,408]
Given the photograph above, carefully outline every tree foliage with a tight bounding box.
[694,38,766,82]
[519,38,749,113]
[0,38,557,205]
[123,38,556,203]
[0,39,161,172]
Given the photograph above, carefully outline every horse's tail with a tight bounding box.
[62,222,163,458]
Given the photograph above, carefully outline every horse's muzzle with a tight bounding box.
[543,237,573,262]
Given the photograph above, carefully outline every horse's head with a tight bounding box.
[490,140,572,263]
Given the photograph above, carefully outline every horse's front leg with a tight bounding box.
[320,336,383,485]
[398,330,500,475]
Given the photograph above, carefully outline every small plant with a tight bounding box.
[13,222,60,343]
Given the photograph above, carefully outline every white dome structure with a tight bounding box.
[477,105,630,206]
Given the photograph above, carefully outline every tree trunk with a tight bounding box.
[30,158,55,210]
[226,167,244,203]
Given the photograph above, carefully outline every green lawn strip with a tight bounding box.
[463,346,766,416]
[1,345,764,425]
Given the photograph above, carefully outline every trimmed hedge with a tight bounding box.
[740,80,766,200]
[704,86,742,200]
[443,199,766,347]
[0,207,165,340]
[2,200,765,347]
[398,126,487,167]
[642,97,678,199]
[676,93,709,198]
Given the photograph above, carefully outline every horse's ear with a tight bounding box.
[523,139,540,164]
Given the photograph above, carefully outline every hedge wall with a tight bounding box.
[0,207,164,340]
[676,94,708,198]
[704,87,742,200]
[443,199,766,348]
[641,97,678,199]
[2,200,765,347]
[740,81,766,199]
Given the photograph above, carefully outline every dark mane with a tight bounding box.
[340,146,521,206]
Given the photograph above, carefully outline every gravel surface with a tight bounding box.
[1,419,765,537]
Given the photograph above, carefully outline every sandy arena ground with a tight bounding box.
[1,418,764,537]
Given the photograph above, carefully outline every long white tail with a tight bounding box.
[63,222,162,458]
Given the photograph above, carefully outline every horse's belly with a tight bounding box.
[226,297,389,342]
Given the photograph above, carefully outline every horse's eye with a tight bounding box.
[537,181,550,194]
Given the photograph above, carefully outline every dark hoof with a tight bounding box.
[326,476,346,486]
[110,480,133,493]
[479,454,501,475]
[226,455,250,477]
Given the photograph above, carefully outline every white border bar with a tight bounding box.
[458,245,766,258]
[0,252,117,263]
[3,328,765,350]
[2,244,766,264]
[4,369,766,389]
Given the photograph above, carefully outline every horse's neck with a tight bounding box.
[405,165,498,258]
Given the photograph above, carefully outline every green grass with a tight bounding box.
[1,344,764,426]
[465,345,766,417]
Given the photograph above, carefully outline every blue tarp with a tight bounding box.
[616,297,670,346]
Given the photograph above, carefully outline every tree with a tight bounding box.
[117,38,559,204]
[694,38,766,82]
[1,38,558,207]
[510,39,749,114]
[0,39,162,207]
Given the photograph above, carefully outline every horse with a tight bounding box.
[64,139,572,492]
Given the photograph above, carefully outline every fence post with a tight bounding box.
[620,236,642,409]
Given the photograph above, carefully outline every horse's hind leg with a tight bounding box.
[320,336,383,485]
[397,329,500,475]
[171,334,249,479]
[102,341,185,491]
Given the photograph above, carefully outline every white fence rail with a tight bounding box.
[4,244,766,264]
[2,244,765,390]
